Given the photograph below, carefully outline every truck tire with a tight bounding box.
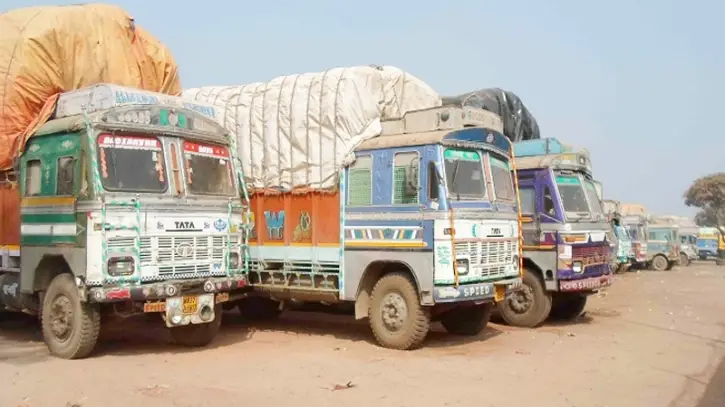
[650,254,668,271]
[550,294,587,321]
[441,303,493,336]
[368,272,430,350]
[41,273,101,359]
[498,268,552,328]
[237,297,282,321]
[678,253,689,267]
[169,304,223,347]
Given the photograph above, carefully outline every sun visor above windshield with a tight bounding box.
[55,84,222,123]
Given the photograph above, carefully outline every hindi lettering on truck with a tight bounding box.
[0,85,248,359]
[495,138,613,328]
[185,66,523,350]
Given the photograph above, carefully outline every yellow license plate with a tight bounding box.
[494,285,506,302]
[215,292,229,303]
[143,301,166,313]
[182,296,199,315]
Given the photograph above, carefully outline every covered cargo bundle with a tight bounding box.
[442,88,540,142]
[183,65,441,191]
[0,3,181,171]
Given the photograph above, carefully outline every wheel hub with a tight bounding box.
[381,292,408,331]
[508,284,534,314]
[49,295,73,341]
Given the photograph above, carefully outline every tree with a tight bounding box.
[684,172,725,263]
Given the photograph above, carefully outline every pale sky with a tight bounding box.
[4,0,722,216]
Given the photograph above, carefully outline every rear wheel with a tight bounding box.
[41,273,101,359]
[550,294,587,321]
[441,303,493,336]
[498,269,552,328]
[169,304,223,347]
[650,255,668,271]
[368,272,430,350]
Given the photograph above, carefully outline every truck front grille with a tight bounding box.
[107,234,239,278]
[454,238,517,279]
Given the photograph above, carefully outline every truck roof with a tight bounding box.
[358,105,511,155]
[514,151,592,174]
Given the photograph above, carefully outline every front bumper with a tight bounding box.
[433,276,523,303]
[87,275,247,303]
[559,274,612,293]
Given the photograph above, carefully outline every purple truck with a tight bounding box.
[496,138,613,327]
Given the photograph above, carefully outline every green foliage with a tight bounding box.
[684,172,725,235]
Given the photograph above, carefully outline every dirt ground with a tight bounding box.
[1,262,724,407]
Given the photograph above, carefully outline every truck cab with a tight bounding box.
[697,227,722,260]
[496,138,612,328]
[241,105,523,349]
[646,217,680,271]
[0,84,248,359]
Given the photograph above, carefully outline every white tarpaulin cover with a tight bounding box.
[183,65,441,191]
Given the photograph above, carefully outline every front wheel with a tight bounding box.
[550,294,587,321]
[41,273,101,359]
[169,304,223,347]
[368,272,430,350]
[650,255,668,271]
[441,303,493,336]
[679,253,690,267]
[497,268,552,328]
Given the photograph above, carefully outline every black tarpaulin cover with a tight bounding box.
[442,88,540,142]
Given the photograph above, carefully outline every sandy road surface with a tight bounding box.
[1,263,724,407]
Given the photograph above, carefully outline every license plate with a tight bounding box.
[143,301,166,313]
[182,296,199,315]
[560,276,611,292]
[494,285,506,302]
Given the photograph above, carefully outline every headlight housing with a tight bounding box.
[455,258,469,275]
[108,257,135,276]
[229,252,240,270]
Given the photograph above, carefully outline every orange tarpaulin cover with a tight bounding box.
[0,3,181,170]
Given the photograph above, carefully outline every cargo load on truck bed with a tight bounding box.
[183,65,442,190]
[0,3,181,170]
[442,88,540,143]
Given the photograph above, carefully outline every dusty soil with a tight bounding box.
[1,262,724,407]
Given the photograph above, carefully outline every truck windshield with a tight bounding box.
[583,180,604,214]
[98,134,166,192]
[444,148,486,199]
[615,225,631,241]
[555,175,590,217]
[489,154,515,201]
[183,141,235,196]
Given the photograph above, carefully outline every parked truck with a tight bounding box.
[622,208,680,271]
[602,199,633,273]
[696,227,724,260]
[495,138,613,327]
[620,204,649,268]
[0,85,248,359]
[186,68,524,349]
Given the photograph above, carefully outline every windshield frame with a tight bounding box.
[96,133,168,194]
[554,172,591,220]
[582,178,604,215]
[442,147,488,201]
[182,140,236,197]
[488,153,515,202]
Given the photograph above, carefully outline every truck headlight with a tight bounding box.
[455,258,469,275]
[108,257,135,276]
[229,252,240,269]
[572,261,583,273]
[513,255,519,270]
